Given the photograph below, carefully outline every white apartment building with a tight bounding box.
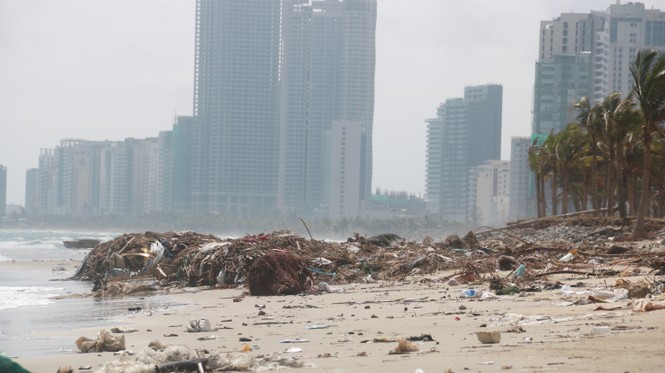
[326,120,364,219]
[469,160,510,227]
[508,137,532,221]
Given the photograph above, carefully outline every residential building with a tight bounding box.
[326,120,364,219]
[43,140,101,216]
[38,149,58,215]
[534,3,665,138]
[172,116,194,213]
[191,0,282,216]
[469,160,510,227]
[0,165,6,216]
[523,2,665,221]
[508,137,532,221]
[425,106,444,215]
[278,0,377,217]
[425,84,503,224]
[99,141,130,215]
[532,53,593,136]
[594,3,665,102]
[25,168,39,215]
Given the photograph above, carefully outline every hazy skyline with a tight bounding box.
[0,0,651,205]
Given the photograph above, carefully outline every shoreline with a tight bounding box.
[4,259,664,373]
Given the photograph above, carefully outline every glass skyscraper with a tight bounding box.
[279,0,377,217]
[192,0,282,216]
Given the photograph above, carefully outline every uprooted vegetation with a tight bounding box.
[71,216,665,297]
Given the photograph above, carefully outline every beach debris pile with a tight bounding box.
[71,216,665,297]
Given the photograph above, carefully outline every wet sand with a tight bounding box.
[10,259,665,373]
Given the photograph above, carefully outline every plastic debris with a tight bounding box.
[514,264,526,277]
[304,324,331,330]
[461,289,479,298]
[476,331,501,344]
[388,338,419,354]
[187,317,211,332]
[76,329,126,353]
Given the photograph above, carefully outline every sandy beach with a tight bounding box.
[8,258,665,373]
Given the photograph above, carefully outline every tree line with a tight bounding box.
[528,49,665,238]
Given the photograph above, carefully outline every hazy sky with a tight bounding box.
[0,0,653,205]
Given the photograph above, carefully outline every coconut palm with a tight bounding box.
[611,97,642,218]
[599,92,623,215]
[576,97,604,210]
[629,49,665,238]
[528,140,547,217]
[554,124,588,214]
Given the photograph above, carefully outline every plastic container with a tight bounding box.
[593,326,611,336]
[559,252,575,262]
[514,264,526,277]
[476,331,501,344]
[462,289,478,297]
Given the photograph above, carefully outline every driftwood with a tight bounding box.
[534,270,595,278]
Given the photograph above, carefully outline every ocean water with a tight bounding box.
[0,229,184,358]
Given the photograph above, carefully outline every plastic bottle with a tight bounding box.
[462,289,477,297]
[514,264,526,277]
[559,252,574,262]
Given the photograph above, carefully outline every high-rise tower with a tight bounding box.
[0,165,6,216]
[425,84,503,224]
[533,2,665,137]
[279,0,377,217]
[192,0,282,216]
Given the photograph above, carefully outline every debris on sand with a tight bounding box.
[69,216,665,298]
[388,338,419,354]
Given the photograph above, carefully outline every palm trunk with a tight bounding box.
[550,171,558,216]
[540,175,547,217]
[535,175,543,217]
[591,135,598,210]
[629,177,638,216]
[561,170,569,214]
[616,143,628,218]
[634,127,652,238]
[606,146,616,217]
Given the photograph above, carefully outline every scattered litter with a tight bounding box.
[476,331,501,344]
[76,329,126,353]
[632,298,665,312]
[187,317,211,332]
[388,338,419,354]
[592,326,611,336]
[110,327,138,333]
[304,324,332,330]
[461,289,479,298]
[197,335,218,341]
[407,334,435,342]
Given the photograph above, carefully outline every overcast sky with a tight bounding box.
[0,0,653,205]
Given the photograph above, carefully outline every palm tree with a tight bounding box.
[528,140,547,217]
[554,124,588,214]
[611,97,641,218]
[600,92,623,215]
[629,49,665,238]
[576,97,604,210]
[543,133,559,215]
[623,131,644,216]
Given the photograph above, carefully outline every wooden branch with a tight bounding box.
[299,218,314,240]
[534,270,594,278]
